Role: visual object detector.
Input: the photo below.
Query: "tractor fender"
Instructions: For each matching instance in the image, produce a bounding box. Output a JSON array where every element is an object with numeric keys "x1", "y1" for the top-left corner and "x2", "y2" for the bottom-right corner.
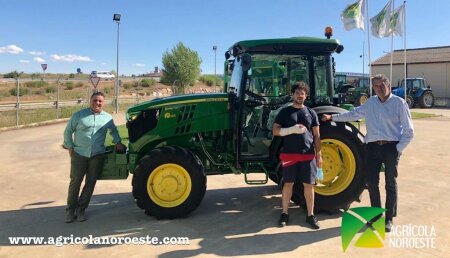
[
  {"x1": 313, "y1": 105, "x2": 365, "y2": 140},
  {"x1": 313, "y1": 105, "x2": 350, "y2": 116}
]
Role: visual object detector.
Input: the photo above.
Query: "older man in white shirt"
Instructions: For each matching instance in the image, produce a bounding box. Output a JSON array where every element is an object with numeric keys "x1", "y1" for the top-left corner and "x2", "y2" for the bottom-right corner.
[{"x1": 322, "y1": 74, "x2": 414, "y2": 232}]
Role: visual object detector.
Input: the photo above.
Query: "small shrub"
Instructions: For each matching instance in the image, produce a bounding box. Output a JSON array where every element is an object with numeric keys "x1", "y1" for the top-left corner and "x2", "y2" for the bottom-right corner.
[
  {"x1": 45, "y1": 86, "x2": 56, "y2": 93},
  {"x1": 123, "y1": 83, "x2": 132, "y2": 90},
  {"x1": 140, "y1": 78, "x2": 155, "y2": 88},
  {"x1": 25, "y1": 81, "x2": 48, "y2": 88},
  {"x1": 3, "y1": 70, "x2": 23, "y2": 78},
  {"x1": 65, "y1": 82, "x2": 74, "y2": 90},
  {"x1": 34, "y1": 89, "x2": 45, "y2": 95},
  {"x1": 104, "y1": 87, "x2": 111, "y2": 94},
  {"x1": 75, "y1": 82, "x2": 84, "y2": 88},
  {"x1": 9, "y1": 88, "x2": 29, "y2": 96},
  {"x1": 69, "y1": 73, "x2": 75, "y2": 78}
]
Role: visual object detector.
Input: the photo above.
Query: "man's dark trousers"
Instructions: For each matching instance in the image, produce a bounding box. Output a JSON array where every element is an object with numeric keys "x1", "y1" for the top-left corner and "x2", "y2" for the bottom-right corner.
[
  {"x1": 67, "y1": 151, "x2": 105, "y2": 212},
  {"x1": 366, "y1": 142, "x2": 400, "y2": 220}
]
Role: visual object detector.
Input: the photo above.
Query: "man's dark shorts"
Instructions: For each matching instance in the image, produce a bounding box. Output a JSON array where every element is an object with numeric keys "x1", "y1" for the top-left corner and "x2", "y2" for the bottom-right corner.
[{"x1": 282, "y1": 159, "x2": 317, "y2": 185}]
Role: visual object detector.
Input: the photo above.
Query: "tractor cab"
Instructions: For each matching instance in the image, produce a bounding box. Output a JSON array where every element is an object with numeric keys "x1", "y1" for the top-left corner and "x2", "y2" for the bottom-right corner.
[{"x1": 224, "y1": 37, "x2": 343, "y2": 166}]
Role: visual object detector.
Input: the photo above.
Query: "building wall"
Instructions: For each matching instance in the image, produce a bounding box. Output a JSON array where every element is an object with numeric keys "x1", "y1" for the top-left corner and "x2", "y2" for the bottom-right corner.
[
  {"x1": 371, "y1": 65, "x2": 404, "y2": 86},
  {"x1": 372, "y1": 62, "x2": 450, "y2": 105}
]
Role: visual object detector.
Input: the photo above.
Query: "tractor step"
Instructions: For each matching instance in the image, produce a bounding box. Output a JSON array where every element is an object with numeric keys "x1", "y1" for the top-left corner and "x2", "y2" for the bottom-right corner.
[
  {"x1": 244, "y1": 173, "x2": 268, "y2": 185},
  {"x1": 243, "y1": 162, "x2": 268, "y2": 185}
]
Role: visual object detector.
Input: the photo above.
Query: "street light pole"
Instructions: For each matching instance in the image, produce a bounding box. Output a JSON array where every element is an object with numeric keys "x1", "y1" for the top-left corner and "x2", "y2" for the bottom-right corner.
[
  {"x1": 113, "y1": 13, "x2": 121, "y2": 114},
  {"x1": 213, "y1": 45, "x2": 217, "y2": 83}
]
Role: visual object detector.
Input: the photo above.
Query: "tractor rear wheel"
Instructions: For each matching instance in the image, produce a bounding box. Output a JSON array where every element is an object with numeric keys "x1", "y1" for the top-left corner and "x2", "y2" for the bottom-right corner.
[
  {"x1": 291, "y1": 123, "x2": 366, "y2": 211},
  {"x1": 356, "y1": 93, "x2": 368, "y2": 106},
  {"x1": 132, "y1": 146, "x2": 206, "y2": 219},
  {"x1": 419, "y1": 91, "x2": 434, "y2": 108}
]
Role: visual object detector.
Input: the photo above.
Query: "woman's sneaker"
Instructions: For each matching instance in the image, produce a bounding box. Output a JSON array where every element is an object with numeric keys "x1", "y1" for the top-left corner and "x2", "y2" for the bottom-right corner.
[
  {"x1": 306, "y1": 215, "x2": 320, "y2": 229},
  {"x1": 278, "y1": 213, "x2": 289, "y2": 227}
]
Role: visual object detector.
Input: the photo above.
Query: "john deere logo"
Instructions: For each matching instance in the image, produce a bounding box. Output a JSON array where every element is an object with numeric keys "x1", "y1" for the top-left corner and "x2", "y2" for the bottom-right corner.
[
  {"x1": 164, "y1": 112, "x2": 176, "y2": 119},
  {"x1": 341, "y1": 207, "x2": 386, "y2": 252}
]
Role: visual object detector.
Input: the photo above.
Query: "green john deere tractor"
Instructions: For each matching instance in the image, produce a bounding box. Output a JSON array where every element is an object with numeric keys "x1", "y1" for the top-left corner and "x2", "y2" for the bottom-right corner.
[
  {"x1": 335, "y1": 74, "x2": 370, "y2": 107},
  {"x1": 99, "y1": 36, "x2": 366, "y2": 219}
]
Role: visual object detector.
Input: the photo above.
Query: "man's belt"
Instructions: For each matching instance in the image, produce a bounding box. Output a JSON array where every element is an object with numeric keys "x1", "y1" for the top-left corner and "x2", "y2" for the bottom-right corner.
[{"x1": 371, "y1": 140, "x2": 397, "y2": 146}]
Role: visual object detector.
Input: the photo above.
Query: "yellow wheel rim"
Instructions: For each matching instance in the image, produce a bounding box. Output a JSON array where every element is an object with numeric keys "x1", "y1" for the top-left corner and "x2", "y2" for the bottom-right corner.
[
  {"x1": 147, "y1": 163, "x2": 192, "y2": 208},
  {"x1": 315, "y1": 139, "x2": 356, "y2": 196},
  {"x1": 360, "y1": 95, "x2": 368, "y2": 104}
]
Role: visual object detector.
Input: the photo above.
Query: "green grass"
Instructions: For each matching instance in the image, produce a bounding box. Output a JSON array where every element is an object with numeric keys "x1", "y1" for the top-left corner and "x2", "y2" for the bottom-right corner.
[
  {"x1": 0, "y1": 106, "x2": 86, "y2": 127},
  {"x1": 410, "y1": 112, "x2": 436, "y2": 119}
]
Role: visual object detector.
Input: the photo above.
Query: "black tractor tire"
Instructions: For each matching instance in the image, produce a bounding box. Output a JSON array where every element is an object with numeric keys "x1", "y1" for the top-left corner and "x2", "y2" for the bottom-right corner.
[
  {"x1": 132, "y1": 146, "x2": 206, "y2": 219},
  {"x1": 356, "y1": 93, "x2": 368, "y2": 106},
  {"x1": 406, "y1": 96, "x2": 414, "y2": 109},
  {"x1": 419, "y1": 91, "x2": 434, "y2": 108},
  {"x1": 291, "y1": 123, "x2": 366, "y2": 211}
]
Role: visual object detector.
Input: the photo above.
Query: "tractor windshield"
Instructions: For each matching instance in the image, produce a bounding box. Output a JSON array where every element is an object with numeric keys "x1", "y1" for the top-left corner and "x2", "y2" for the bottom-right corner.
[{"x1": 243, "y1": 54, "x2": 332, "y2": 106}]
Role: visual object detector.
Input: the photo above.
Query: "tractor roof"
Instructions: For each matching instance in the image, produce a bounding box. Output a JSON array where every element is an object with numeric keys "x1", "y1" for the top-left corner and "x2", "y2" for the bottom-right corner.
[{"x1": 228, "y1": 37, "x2": 343, "y2": 57}]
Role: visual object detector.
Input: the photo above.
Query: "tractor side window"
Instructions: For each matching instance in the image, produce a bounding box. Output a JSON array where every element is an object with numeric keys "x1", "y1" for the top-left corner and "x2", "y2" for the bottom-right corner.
[
  {"x1": 412, "y1": 80, "x2": 421, "y2": 90},
  {"x1": 313, "y1": 56, "x2": 331, "y2": 104}
]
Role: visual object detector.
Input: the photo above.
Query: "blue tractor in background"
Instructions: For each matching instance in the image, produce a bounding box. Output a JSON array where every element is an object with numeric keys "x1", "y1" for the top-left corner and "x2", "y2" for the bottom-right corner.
[{"x1": 392, "y1": 78, "x2": 435, "y2": 108}]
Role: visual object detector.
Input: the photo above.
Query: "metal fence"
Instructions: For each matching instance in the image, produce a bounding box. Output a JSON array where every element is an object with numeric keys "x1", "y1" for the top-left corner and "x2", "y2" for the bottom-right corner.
[
  {"x1": 0, "y1": 78, "x2": 146, "y2": 128},
  {"x1": 0, "y1": 78, "x2": 222, "y2": 128}
]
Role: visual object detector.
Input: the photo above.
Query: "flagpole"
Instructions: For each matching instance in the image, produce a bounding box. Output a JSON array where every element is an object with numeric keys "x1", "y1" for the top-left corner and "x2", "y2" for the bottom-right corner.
[
  {"x1": 389, "y1": 0, "x2": 395, "y2": 84},
  {"x1": 403, "y1": 1, "x2": 407, "y2": 100},
  {"x1": 366, "y1": 0, "x2": 373, "y2": 95}
]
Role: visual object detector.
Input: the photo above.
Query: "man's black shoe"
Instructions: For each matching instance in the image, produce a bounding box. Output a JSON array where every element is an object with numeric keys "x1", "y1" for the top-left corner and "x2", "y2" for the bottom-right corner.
[
  {"x1": 385, "y1": 219, "x2": 393, "y2": 232},
  {"x1": 278, "y1": 213, "x2": 289, "y2": 227},
  {"x1": 306, "y1": 215, "x2": 320, "y2": 229}
]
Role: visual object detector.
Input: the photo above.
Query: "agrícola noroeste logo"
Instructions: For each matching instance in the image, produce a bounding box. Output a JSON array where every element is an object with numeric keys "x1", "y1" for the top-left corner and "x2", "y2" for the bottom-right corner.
[{"x1": 341, "y1": 207, "x2": 386, "y2": 252}]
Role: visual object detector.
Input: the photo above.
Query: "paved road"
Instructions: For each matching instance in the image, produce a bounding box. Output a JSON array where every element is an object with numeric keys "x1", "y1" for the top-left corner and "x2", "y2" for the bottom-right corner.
[{"x1": 0, "y1": 110, "x2": 449, "y2": 257}]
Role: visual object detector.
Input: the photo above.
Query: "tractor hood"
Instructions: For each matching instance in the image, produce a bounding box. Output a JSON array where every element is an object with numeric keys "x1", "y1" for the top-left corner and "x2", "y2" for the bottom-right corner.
[{"x1": 127, "y1": 93, "x2": 229, "y2": 116}]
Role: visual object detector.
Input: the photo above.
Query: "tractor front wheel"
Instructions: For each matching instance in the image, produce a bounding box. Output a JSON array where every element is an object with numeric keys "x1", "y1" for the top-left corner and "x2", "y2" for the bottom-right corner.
[
  {"x1": 132, "y1": 146, "x2": 206, "y2": 219},
  {"x1": 406, "y1": 96, "x2": 414, "y2": 109}
]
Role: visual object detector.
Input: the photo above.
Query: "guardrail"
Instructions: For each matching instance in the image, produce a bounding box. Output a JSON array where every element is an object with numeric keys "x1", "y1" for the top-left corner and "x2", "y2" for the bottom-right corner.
[{"x1": 0, "y1": 98, "x2": 141, "y2": 112}]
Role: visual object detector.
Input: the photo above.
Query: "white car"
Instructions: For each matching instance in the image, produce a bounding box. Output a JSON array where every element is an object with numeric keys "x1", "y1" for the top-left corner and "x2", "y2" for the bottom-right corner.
[{"x1": 91, "y1": 71, "x2": 116, "y2": 80}]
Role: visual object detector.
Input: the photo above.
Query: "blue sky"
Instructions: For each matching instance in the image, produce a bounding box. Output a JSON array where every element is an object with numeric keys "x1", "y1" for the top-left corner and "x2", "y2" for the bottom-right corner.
[{"x1": 0, "y1": 0, "x2": 447, "y2": 76}]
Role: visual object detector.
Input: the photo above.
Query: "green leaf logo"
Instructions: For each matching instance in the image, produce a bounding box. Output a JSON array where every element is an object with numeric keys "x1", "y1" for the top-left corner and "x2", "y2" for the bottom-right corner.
[
  {"x1": 343, "y1": 2, "x2": 360, "y2": 19},
  {"x1": 341, "y1": 207, "x2": 386, "y2": 252},
  {"x1": 390, "y1": 11, "x2": 400, "y2": 29}
]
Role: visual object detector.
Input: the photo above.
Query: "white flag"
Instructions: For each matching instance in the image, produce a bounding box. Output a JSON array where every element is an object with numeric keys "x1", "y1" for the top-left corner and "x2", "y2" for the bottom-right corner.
[
  {"x1": 388, "y1": 4, "x2": 405, "y2": 37},
  {"x1": 341, "y1": 0, "x2": 365, "y2": 31},
  {"x1": 370, "y1": 0, "x2": 393, "y2": 38}
]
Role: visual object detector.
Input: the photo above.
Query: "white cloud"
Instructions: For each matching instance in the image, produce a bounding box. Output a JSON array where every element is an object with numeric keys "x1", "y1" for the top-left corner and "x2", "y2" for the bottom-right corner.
[
  {"x1": 19, "y1": 60, "x2": 30, "y2": 63},
  {"x1": 34, "y1": 57, "x2": 46, "y2": 63},
  {"x1": 0, "y1": 44, "x2": 24, "y2": 54},
  {"x1": 135, "y1": 63, "x2": 146, "y2": 67},
  {"x1": 29, "y1": 51, "x2": 46, "y2": 56},
  {"x1": 50, "y1": 54, "x2": 92, "y2": 62},
  {"x1": 101, "y1": 62, "x2": 107, "y2": 66}
]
